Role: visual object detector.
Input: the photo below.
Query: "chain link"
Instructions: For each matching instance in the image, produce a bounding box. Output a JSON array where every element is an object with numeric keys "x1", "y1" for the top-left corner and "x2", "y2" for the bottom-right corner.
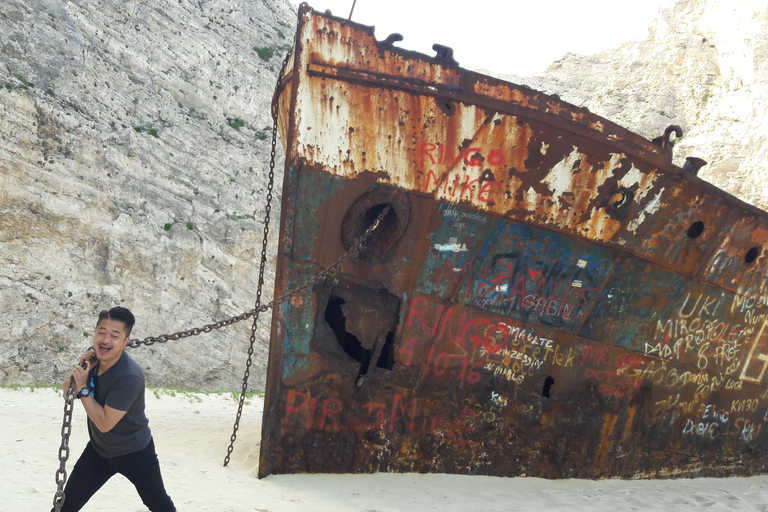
[{"x1": 52, "y1": 378, "x2": 77, "y2": 512}]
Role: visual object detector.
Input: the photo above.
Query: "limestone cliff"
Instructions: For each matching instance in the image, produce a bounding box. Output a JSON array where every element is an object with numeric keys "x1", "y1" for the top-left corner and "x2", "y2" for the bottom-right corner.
[{"x1": 1, "y1": 0, "x2": 296, "y2": 390}]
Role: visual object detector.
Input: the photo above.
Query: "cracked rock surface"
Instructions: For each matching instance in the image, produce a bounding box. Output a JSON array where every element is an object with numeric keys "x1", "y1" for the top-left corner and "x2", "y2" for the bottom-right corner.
[{"x1": 1, "y1": 0, "x2": 296, "y2": 391}]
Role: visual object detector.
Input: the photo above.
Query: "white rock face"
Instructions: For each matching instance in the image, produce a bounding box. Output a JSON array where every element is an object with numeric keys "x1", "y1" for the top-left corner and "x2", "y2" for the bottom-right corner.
[
  {"x1": 1, "y1": 0, "x2": 296, "y2": 391},
  {"x1": 498, "y1": 0, "x2": 768, "y2": 211},
  {"x1": 2, "y1": 0, "x2": 766, "y2": 391}
]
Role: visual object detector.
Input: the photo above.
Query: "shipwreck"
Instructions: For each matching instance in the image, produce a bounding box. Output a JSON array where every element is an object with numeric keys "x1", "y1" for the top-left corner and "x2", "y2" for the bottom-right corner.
[{"x1": 258, "y1": 4, "x2": 768, "y2": 479}]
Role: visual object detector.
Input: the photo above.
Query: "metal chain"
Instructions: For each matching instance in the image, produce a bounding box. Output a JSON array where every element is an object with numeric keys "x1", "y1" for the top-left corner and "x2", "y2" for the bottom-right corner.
[
  {"x1": 52, "y1": 378, "x2": 77, "y2": 512},
  {"x1": 51, "y1": 50, "x2": 298, "y2": 508},
  {"x1": 223, "y1": 48, "x2": 291, "y2": 467}
]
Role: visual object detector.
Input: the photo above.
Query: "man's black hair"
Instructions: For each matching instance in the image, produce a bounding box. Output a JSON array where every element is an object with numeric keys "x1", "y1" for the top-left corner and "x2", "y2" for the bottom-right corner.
[{"x1": 96, "y1": 307, "x2": 136, "y2": 336}]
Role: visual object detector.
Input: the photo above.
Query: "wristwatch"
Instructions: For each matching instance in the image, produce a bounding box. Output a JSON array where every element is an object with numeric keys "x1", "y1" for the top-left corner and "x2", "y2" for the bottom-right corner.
[{"x1": 77, "y1": 387, "x2": 91, "y2": 399}]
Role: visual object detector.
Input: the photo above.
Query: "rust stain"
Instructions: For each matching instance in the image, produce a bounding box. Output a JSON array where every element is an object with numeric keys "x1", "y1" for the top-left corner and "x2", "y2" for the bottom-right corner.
[
  {"x1": 595, "y1": 413, "x2": 619, "y2": 472},
  {"x1": 622, "y1": 405, "x2": 637, "y2": 443}
]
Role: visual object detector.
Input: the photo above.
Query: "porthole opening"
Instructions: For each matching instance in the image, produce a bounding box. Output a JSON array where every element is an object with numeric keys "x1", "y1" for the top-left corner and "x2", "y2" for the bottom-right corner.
[
  {"x1": 340, "y1": 187, "x2": 411, "y2": 263},
  {"x1": 687, "y1": 221, "x2": 705, "y2": 239},
  {"x1": 745, "y1": 246, "x2": 761, "y2": 264}
]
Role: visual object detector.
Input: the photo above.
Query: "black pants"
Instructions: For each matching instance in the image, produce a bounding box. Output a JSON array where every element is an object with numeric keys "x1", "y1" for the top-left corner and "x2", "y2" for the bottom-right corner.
[{"x1": 54, "y1": 438, "x2": 175, "y2": 512}]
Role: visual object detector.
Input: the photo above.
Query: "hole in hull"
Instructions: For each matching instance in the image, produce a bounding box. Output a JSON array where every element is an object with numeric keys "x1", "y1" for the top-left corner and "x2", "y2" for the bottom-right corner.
[
  {"x1": 604, "y1": 187, "x2": 634, "y2": 220},
  {"x1": 324, "y1": 295, "x2": 396, "y2": 379},
  {"x1": 376, "y1": 332, "x2": 396, "y2": 370},
  {"x1": 324, "y1": 296, "x2": 372, "y2": 376},
  {"x1": 542, "y1": 376, "x2": 555, "y2": 398}
]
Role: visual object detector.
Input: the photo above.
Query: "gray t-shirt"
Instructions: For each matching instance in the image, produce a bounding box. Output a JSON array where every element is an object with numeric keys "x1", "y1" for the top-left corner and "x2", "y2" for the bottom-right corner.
[{"x1": 87, "y1": 351, "x2": 152, "y2": 457}]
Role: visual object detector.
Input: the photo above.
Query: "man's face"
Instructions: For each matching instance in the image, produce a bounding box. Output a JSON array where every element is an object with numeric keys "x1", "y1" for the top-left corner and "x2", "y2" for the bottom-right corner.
[{"x1": 92, "y1": 318, "x2": 130, "y2": 366}]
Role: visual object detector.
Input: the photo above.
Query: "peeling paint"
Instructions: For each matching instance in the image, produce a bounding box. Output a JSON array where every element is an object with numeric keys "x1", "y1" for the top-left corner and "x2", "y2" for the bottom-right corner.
[
  {"x1": 542, "y1": 146, "x2": 582, "y2": 200},
  {"x1": 630, "y1": 187, "x2": 666, "y2": 234}
]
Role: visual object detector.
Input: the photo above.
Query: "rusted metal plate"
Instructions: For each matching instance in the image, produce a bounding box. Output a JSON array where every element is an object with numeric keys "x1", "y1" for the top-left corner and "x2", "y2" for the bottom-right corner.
[{"x1": 259, "y1": 5, "x2": 768, "y2": 479}]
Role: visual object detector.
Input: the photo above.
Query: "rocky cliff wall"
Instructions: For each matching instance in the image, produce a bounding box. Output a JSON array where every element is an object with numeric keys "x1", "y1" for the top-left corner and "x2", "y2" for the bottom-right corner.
[{"x1": 1, "y1": 0, "x2": 296, "y2": 391}]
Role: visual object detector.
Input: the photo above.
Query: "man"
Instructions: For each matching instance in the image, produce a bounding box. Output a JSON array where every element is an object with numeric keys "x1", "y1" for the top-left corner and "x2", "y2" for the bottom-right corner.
[{"x1": 54, "y1": 307, "x2": 176, "y2": 512}]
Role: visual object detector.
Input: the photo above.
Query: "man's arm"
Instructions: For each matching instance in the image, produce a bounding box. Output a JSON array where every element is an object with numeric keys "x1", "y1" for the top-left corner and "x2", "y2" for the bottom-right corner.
[{"x1": 68, "y1": 357, "x2": 128, "y2": 433}]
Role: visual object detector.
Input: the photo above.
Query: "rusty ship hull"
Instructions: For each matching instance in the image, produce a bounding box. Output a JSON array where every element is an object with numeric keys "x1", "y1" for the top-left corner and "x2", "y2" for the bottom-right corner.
[{"x1": 259, "y1": 5, "x2": 768, "y2": 479}]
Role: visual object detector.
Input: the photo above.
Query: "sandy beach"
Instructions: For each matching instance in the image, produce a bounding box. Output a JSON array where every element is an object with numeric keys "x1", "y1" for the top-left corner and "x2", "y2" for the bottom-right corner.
[{"x1": 3, "y1": 386, "x2": 768, "y2": 512}]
